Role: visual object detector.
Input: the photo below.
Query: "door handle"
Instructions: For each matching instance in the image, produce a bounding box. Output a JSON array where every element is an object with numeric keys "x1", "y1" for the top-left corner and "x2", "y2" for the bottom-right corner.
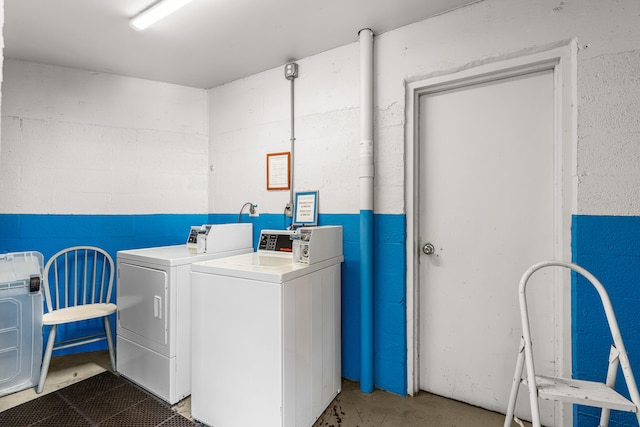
[
  {"x1": 154, "y1": 295, "x2": 162, "y2": 319},
  {"x1": 422, "y1": 243, "x2": 435, "y2": 255}
]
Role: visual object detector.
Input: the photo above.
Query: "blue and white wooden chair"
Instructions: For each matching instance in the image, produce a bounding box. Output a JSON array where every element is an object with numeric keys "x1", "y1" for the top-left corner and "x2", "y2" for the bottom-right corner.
[{"x1": 37, "y1": 246, "x2": 116, "y2": 393}]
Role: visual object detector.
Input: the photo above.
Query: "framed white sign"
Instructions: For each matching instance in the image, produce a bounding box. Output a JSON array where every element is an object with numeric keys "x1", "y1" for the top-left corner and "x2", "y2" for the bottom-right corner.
[
  {"x1": 266, "y1": 152, "x2": 290, "y2": 190},
  {"x1": 294, "y1": 191, "x2": 318, "y2": 226}
]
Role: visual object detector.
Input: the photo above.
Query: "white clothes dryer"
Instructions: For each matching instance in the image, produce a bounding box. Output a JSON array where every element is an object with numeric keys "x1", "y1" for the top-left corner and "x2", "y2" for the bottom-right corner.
[
  {"x1": 190, "y1": 226, "x2": 343, "y2": 427},
  {"x1": 116, "y1": 223, "x2": 253, "y2": 404}
]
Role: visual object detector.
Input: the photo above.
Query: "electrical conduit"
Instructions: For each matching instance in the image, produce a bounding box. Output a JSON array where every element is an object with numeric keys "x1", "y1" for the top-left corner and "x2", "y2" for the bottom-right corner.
[
  {"x1": 289, "y1": 71, "x2": 296, "y2": 216},
  {"x1": 359, "y1": 28, "x2": 374, "y2": 394}
]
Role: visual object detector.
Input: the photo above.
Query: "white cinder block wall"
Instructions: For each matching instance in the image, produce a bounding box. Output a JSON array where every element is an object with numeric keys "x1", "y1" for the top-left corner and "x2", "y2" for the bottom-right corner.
[
  {"x1": 209, "y1": 0, "x2": 640, "y2": 218},
  {"x1": 208, "y1": 43, "x2": 363, "y2": 215},
  {"x1": 578, "y1": 48, "x2": 640, "y2": 215},
  {"x1": 1, "y1": 60, "x2": 209, "y2": 215},
  {"x1": 0, "y1": 0, "x2": 3, "y2": 150}
]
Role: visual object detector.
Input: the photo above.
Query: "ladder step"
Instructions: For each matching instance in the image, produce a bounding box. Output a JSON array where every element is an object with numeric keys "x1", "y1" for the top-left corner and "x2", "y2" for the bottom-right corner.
[{"x1": 535, "y1": 375, "x2": 637, "y2": 412}]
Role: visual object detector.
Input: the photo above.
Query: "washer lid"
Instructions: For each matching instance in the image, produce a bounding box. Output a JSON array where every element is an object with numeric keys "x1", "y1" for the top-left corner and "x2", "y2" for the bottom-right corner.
[
  {"x1": 117, "y1": 245, "x2": 252, "y2": 267},
  {"x1": 191, "y1": 252, "x2": 343, "y2": 283}
]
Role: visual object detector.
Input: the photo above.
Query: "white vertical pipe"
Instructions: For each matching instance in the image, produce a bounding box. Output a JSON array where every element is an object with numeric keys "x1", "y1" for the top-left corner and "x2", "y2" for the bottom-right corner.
[
  {"x1": 360, "y1": 29, "x2": 374, "y2": 209},
  {"x1": 289, "y1": 77, "x2": 295, "y2": 207},
  {"x1": 359, "y1": 27, "x2": 374, "y2": 394}
]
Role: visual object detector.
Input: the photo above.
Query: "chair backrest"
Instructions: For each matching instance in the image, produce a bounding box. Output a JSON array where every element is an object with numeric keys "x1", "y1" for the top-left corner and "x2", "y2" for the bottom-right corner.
[{"x1": 43, "y1": 246, "x2": 115, "y2": 313}]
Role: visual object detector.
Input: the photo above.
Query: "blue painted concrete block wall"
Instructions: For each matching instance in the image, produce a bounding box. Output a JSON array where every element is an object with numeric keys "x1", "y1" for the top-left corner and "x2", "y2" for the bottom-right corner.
[
  {"x1": 0, "y1": 213, "x2": 211, "y2": 357},
  {"x1": 0, "y1": 212, "x2": 407, "y2": 396},
  {"x1": 9, "y1": 211, "x2": 640, "y2": 410},
  {"x1": 572, "y1": 215, "x2": 640, "y2": 427}
]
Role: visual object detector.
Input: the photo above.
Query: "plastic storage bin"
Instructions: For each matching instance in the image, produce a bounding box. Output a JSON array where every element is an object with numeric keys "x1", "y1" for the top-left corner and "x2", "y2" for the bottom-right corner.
[{"x1": 0, "y1": 251, "x2": 43, "y2": 397}]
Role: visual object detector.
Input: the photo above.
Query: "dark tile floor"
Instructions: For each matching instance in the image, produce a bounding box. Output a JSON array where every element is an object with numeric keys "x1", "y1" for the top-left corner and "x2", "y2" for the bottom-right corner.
[{"x1": 0, "y1": 371, "x2": 196, "y2": 427}]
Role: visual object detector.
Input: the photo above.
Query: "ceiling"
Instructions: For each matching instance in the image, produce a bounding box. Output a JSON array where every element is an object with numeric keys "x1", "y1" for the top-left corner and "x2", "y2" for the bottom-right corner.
[{"x1": 4, "y1": 0, "x2": 479, "y2": 89}]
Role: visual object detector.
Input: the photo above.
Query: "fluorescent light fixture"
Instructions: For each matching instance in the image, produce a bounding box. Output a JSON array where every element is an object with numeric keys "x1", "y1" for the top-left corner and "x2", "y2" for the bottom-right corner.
[{"x1": 130, "y1": 0, "x2": 193, "y2": 31}]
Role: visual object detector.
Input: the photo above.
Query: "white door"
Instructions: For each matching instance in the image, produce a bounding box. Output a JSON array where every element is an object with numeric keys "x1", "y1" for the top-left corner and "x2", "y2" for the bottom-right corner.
[
  {"x1": 418, "y1": 69, "x2": 557, "y2": 424},
  {"x1": 117, "y1": 263, "x2": 168, "y2": 347}
]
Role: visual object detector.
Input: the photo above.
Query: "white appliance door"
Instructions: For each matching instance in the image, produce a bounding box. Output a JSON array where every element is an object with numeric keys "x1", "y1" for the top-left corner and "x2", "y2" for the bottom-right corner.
[{"x1": 118, "y1": 263, "x2": 168, "y2": 350}]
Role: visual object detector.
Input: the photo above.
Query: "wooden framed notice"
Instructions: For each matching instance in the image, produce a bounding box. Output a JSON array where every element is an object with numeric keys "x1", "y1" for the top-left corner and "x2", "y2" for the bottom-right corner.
[{"x1": 266, "y1": 152, "x2": 291, "y2": 190}]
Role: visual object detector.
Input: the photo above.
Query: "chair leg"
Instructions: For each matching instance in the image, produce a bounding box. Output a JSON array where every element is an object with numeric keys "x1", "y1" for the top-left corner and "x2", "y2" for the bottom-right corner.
[
  {"x1": 504, "y1": 338, "x2": 526, "y2": 427},
  {"x1": 36, "y1": 325, "x2": 57, "y2": 394},
  {"x1": 103, "y1": 316, "x2": 116, "y2": 371}
]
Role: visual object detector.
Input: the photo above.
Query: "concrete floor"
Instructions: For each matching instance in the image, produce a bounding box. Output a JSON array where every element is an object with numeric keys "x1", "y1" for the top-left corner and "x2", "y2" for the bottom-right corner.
[{"x1": 0, "y1": 350, "x2": 527, "y2": 426}]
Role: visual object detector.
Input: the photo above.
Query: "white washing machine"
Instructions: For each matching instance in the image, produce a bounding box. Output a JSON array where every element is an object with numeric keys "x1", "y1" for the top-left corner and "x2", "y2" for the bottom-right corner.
[
  {"x1": 116, "y1": 223, "x2": 253, "y2": 404},
  {"x1": 190, "y1": 226, "x2": 343, "y2": 427}
]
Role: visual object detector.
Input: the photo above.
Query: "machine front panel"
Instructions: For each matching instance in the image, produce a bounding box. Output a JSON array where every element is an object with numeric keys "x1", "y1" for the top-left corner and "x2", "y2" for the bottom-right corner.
[{"x1": 117, "y1": 263, "x2": 168, "y2": 349}]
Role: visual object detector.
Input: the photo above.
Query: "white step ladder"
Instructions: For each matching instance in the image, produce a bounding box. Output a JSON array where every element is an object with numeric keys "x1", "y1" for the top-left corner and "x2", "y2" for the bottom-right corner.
[{"x1": 504, "y1": 261, "x2": 640, "y2": 427}]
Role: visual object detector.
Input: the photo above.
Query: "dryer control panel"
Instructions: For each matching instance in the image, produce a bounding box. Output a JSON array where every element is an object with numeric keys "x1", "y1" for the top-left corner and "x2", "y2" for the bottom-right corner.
[{"x1": 258, "y1": 230, "x2": 294, "y2": 253}]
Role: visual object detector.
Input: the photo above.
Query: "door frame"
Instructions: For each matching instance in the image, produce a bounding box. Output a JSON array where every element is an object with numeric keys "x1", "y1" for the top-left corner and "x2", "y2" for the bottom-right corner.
[{"x1": 404, "y1": 40, "x2": 577, "y2": 420}]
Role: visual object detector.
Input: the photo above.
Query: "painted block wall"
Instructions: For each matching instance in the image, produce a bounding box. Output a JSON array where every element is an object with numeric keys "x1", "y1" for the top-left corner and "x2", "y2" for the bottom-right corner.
[
  {"x1": 375, "y1": 2, "x2": 638, "y2": 422},
  {"x1": 206, "y1": 0, "x2": 640, "y2": 417},
  {"x1": 1, "y1": 60, "x2": 209, "y2": 215},
  {"x1": 0, "y1": 0, "x2": 3, "y2": 148},
  {"x1": 207, "y1": 44, "x2": 363, "y2": 215},
  {"x1": 0, "y1": 59, "x2": 210, "y2": 354},
  {"x1": 0, "y1": 0, "x2": 639, "y2": 420},
  {"x1": 0, "y1": 213, "x2": 211, "y2": 354},
  {"x1": 573, "y1": 216, "x2": 640, "y2": 426},
  {"x1": 402, "y1": 1, "x2": 640, "y2": 424},
  {"x1": 567, "y1": 1, "x2": 640, "y2": 425},
  {"x1": 402, "y1": 4, "x2": 640, "y2": 423}
]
